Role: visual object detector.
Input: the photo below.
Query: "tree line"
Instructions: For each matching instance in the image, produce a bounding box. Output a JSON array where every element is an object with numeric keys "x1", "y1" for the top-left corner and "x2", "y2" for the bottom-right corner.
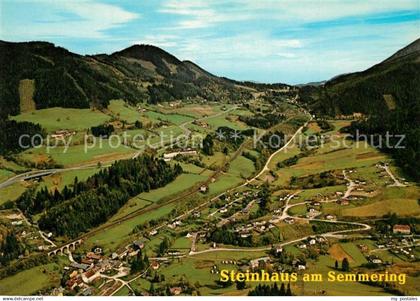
[
  {"x1": 0, "y1": 233, "x2": 24, "y2": 266},
  {"x1": 248, "y1": 283, "x2": 292, "y2": 296},
  {"x1": 239, "y1": 112, "x2": 286, "y2": 129}
]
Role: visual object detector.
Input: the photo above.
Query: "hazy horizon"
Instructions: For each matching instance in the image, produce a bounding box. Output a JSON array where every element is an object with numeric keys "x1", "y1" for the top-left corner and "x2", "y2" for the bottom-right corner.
[{"x1": 1, "y1": 0, "x2": 419, "y2": 84}]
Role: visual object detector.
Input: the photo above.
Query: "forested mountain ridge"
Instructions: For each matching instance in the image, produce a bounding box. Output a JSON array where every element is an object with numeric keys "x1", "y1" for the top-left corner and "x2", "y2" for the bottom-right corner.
[
  {"x1": 298, "y1": 38, "x2": 420, "y2": 180},
  {"x1": 0, "y1": 41, "x2": 288, "y2": 119},
  {"x1": 299, "y1": 38, "x2": 420, "y2": 115}
]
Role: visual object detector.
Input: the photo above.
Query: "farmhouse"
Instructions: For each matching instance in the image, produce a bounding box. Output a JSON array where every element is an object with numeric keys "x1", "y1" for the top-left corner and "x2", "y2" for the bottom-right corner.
[
  {"x1": 169, "y1": 287, "x2": 182, "y2": 295},
  {"x1": 250, "y1": 257, "x2": 271, "y2": 269},
  {"x1": 151, "y1": 261, "x2": 160, "y2": 270},
  {"x1": 163, "y1": 150, "x2": 197, "y2": 161},
  {"x1": 51, "y1": 130, "x2": 76, "y2": 139},
  {"x1": 393, "y1": 224, "x2": 411, "y2": 235},
  {"x1": 86, "y1": 252, "x2": 102, "y2": 262},
  {"x1": 133, "y1": 239, "x2": 145, "y2": 250}
]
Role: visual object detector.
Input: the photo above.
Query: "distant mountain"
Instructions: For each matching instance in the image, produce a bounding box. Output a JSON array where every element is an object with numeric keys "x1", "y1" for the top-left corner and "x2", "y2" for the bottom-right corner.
[
  {"x1": 296, "y1": 80, "x2": 326, "y2": 87},
  {"x1": 0, "y1": 41, "x2": 276, "y2": 119}
]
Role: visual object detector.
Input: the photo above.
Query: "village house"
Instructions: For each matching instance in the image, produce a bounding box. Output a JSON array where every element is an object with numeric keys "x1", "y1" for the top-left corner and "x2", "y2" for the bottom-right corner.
[
  {"x1": 71, "y1": 262, "x2": 91, "y2": 271},
  {"x1": 250, "y1": 257, "x2": 271, "y2": 269},
  {"x1": 51, "y1": 130, "x2": 76, "y2": 139},
  {"x1": 393, "y1": 224, "x2": 411, "y2": 235},
  {"x1": 169, "y1": 287, "x2": 183, "y2": 296},
  {"x1": 82, "y1": 268, "x2": 99, "y2": 283},
  {"x1": 81, "y1": 258, "x2": 95, "y2": 265},
  {"x1": 358, "y1": 244, "x2": 369, "y2": 253},
  {"x1": 284, "y1": 217, "x2": 295, "y2": 224},
  {"x1": 151, "y1": 261, "x2": 160, "y2": 270},
  {"x1": 325, "y1": 214, "x2": 336, "y2": 220},
  {"x1": 339, "y1": 199, "x2": 349, "y2": 206},
  {"x1": 193, "y1": 120, "x2": 209, "y2": 128},
  {"x1": 86, "y1": 252, "x2": 102, "y2": 262},
  {"x1": 133, "y1": 239, "x2": 145, "y2": 250}
]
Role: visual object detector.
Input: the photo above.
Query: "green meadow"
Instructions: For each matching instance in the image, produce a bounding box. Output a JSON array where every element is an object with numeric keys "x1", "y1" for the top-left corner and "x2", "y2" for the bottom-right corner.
[{"x1": 11, "y1": 107, "x2": 110, "y2": 132}]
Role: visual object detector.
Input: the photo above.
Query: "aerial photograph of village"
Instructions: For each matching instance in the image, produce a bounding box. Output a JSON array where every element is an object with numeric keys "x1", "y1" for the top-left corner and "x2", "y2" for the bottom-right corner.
[{"x1": 0, "y1": 0, "x2": 419, "y2": 299}]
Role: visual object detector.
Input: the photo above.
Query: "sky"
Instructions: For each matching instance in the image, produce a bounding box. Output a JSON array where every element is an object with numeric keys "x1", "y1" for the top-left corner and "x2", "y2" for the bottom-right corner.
[{"x1": 1, "y1": 0, "x2": 419, "y2": 84}]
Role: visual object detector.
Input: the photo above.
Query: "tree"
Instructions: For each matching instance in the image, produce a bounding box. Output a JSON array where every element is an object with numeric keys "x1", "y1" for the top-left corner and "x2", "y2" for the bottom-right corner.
[
  {"x1": 158, "y1": 237, "x2": 170, "y2": 256},
  {"x1": 202, "y1": 134, "x2": 214, "y2": 155},
  {"x1": 135, "y1": 120, "x2": 143, "y2": 129},
  {"x1": 342, "y1": 257, "x2": 350, "y2": 272},
  {"x1": 236, "y1": 280, "x2": 246, "y2": 290},
  {"x1": 130, "y1": 252, "x2": 145, "y2": 273},
  {"x1": 286, "y1": 283, "x2": 292, "y2": 296},
  {"x1": 279, "y1": 283, "x2": 285, "y2": 295}
]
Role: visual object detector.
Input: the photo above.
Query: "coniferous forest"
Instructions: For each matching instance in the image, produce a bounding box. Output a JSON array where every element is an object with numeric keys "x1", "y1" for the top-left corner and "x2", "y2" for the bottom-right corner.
[
  {"x1": 0, "y1": 119, "x2": 45, "y2": 155},
  {"x1": 16, "y1": 155, "x2": 182, "y2": 237}
]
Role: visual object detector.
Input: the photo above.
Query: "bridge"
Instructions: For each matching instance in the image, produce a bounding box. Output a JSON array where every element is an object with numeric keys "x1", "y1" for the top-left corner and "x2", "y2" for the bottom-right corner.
[{"x1": 47, "y1": 239, "x2": 83, "y2": 256}]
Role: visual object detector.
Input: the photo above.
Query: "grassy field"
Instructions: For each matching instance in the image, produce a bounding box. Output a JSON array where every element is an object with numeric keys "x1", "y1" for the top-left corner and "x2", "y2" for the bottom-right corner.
[
  {"x1": 0, "y1": 168, "x2": 14, "y2": 182},
  {"x1": 176, "y1": 162, "x2": 206, "y2": 174},
  {"x1": 272, "y1": 121, "x2": 389, "y2": 187},
  {"x1": 168, "y1": 103, "x2": 227, "y2": 118},
  {"x1": 110, "y1": 197, "x2": 152, "y2": 221},
  {"x1": 109, "y1": 172, "x2": 208, "y2": 223},
  {"x1": 208, "y1": 173, "x2": 243, "y2": 195},
  {"x1": 144, "y1": 110, "x2": 194, "y2": 125},
  {"x1": 291, "y1": 185, "x2": 347, "y2": 204},
  {"x1": 342, "y1": 197, "x2": 420, "y2": 217},
  {"x1": 139, "y1": 173, "x2": 207, "y2": 202},
  {"x1": 172, "y1": 236, "x2": 192, "y2": 249},
  {"x1": 228, "y1": 155, "x2": 255, "y2": 178},
  {"x1": 0, "y1": 157, "x2": 27, "y2": 172},
  {"x1": 304, "y1": 121, "x2": 322, "y2": 135},
  {"x1": 339, "y1": 242, "x2": 368, "y2": 265},
  {"x1": 0, "y1": 182, "x2": 28, "y2": 205},
  {"x1": 277, "y1": 223, "x2": 313, "y2": 241},
  {"x1": 39, "y1": 167, "x2": 100, "y2": 191},
  {"x1": 20, "y1": 141, "x2": 136, "y2": 167},
  {"x1": 303, "y1": 256, "x2": 392, "y2": 296},
  {"x1": 108, "y1": 99, "x2": 150, "y2": 124},
  {"x1": 11, "y1": 107, "x2": 110, "y2": 132},
  {"x1": 288, "y1": 204, "x2": 307, "y2": 216},
  {"x1": 205, "y1": 115, "x2": 247, "y2": 130},
  {"x1": 113, "y1": 285, "x2": 130, "y2": 296},
  {"x1": 86, "y1": 202, "x2": 176, "y2": 251},
  {"x1": 0, "y1": 263, "x2": 61, "y2": 295},
  {"x1": 201, "y1": 152, "x2": 226, "y2": 169}
]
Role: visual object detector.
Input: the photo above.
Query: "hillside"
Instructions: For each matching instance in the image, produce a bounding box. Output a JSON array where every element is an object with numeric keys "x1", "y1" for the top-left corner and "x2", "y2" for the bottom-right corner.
[
  {"x1": 0, "y1": 41, "x2": 258, "y2": 119},
  {"x1": 301, "y1": 39, "x2": 420, "y2": 115},
  {"x1": 299, "y1": 39, "x2": 420, "y2": 180}
]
